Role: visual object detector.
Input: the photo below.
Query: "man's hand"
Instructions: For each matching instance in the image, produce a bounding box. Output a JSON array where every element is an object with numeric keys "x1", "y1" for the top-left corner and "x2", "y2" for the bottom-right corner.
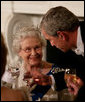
[{"x1": 66, "y1": 76, "x2": 84, "y2": 95}]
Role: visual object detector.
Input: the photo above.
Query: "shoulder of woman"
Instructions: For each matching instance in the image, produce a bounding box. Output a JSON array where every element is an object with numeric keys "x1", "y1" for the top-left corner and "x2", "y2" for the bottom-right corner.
[{"x1": 43, "y1": 61, "x2": 52, "y2": 68}]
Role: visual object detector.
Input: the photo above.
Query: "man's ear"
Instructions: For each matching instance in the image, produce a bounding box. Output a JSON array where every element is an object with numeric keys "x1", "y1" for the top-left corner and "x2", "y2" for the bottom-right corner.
[{"x1": 57, "y1": 31, "x2": 65, "y2": 40}]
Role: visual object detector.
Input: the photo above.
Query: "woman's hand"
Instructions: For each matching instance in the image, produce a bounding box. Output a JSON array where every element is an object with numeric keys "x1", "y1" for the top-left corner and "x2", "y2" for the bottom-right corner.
[
  {"x1": 34, "y1": 74, "x2": 52, "y2": 86},
  {"x1": 31, "y1": 70, "x2": 52, "y2": 86},
  {"x1": 23, "y1": 70, "x2": 52, "y2": 86}
]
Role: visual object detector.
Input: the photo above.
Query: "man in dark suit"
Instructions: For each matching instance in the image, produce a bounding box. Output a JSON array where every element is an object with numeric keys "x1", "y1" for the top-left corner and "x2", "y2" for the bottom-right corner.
[{"x1": 40, "y1": 6, "x2": 84, "y2": 101}]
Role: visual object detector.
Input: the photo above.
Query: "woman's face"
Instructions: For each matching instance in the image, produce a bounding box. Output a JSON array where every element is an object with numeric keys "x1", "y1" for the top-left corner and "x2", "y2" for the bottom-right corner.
[{"x1": 19, "y1": 37, "x2": 43, "y2": 66}]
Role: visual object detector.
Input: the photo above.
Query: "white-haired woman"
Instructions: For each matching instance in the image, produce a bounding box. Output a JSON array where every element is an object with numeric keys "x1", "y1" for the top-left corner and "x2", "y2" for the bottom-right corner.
[{"x1": 12, "y1": 27, "x2": 58, "y2": 101}]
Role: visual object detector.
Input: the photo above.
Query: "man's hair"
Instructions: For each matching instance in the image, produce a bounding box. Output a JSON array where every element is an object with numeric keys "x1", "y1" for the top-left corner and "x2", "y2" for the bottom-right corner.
[
  {"x1": 1, "y1": 34, "x2": 7, "y2": 78},
  {"x1": 40, "y1": 6, "x2": 79, "y2": 36}
]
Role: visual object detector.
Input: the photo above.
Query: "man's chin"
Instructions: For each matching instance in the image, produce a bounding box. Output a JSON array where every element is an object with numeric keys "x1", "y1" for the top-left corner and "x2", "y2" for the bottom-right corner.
[{"x1": 60, "y1": 48, "x2": 68, "y2": 53}]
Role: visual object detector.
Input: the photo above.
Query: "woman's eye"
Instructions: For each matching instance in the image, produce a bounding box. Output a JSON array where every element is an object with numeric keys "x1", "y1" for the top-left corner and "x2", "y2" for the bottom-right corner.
[
  {"x1": 25, "y1": 48, "x2": 31, "y2": 52},
  {"x1": 35, "y1": 46, "x2": 41, "y2": 49}
]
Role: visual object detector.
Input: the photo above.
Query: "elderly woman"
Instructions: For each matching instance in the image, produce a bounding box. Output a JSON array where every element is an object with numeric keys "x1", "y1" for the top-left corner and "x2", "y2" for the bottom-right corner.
[{"x1": 12, "y1": 27, "x2": 58, "y2": 101}]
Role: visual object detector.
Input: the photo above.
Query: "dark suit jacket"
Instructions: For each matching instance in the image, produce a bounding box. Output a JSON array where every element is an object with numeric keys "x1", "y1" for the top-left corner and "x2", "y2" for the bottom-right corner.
[
  {"x1": 74, "y1": 85, "x2": 85, "y2": 101},
  {"x1": 46, "y1": 21, "x2": 84, "y2": 91}
]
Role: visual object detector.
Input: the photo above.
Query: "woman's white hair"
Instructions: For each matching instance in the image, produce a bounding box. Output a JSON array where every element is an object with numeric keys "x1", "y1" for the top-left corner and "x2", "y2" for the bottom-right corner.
[{"x1": 13, "y1": 26, "x2": 47, "y2": 54}]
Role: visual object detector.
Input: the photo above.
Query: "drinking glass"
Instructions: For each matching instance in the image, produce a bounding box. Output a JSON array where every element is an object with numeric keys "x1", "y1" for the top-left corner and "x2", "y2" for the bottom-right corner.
[
  {"x1": 64, "y1": 68, "x2": 76, "y2": 84},
  {"x1": 63, "y1": 68, "x2": 76, "y2": 101},
  {"x1": 7, "y1": 61, "x2": 20, "y2": 88},
  {"x1": 51, "y1": 67, "x2": 76, "y2": 101}
]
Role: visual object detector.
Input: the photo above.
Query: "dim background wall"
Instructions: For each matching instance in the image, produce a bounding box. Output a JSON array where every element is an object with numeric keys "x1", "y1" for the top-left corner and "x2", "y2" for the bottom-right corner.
[{"x1": 1, "y1": 1, "x2": 84, "y2": 35}]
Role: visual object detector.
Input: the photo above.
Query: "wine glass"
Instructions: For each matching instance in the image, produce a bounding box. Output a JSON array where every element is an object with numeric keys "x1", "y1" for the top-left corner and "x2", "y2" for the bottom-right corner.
[
  {"x1": 7, "y1": 61, "x2": 20, "y2": 88},
  {"x1": 63, "y1": 68, "x2": 76, "y2": 101},
  {"x1": 64, "y1": 68, "x2": 77, "y2": 84},
  {"x1": 23, "y1": 72, "x2": 34, "y2": 87}
]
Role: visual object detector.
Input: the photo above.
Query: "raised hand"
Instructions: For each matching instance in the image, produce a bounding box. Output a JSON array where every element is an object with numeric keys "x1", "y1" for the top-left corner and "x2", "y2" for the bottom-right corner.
[
  {"x1": 31, "y1": 70, "x2": 52, "y2": 86},
  {"x1": 66, "y1": 76, "x2": 84, "y2": 95}
]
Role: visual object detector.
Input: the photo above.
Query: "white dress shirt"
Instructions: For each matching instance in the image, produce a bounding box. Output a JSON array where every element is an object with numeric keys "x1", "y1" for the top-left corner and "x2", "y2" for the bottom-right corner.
[{"x1": 73, "y1": 26, "x2": 84, "y2": 57}]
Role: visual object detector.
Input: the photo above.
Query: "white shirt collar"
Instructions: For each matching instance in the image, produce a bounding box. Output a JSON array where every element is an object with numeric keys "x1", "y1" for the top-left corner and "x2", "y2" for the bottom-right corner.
[{"x1": 73, "y1": 26, "x2": 84, "y2": 56}]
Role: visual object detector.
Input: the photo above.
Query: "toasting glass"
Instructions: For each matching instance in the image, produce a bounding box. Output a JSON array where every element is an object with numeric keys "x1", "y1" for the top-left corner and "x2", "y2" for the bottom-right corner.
[
  {"x1": 63, "y1": 68, "x2": 76, "y2": 101},
  {"x1": 51, "y1": 67, "x2": 76, "y2": 101},
  {"x1": 64, "y1": 68, "x2": 77, "y2": 84},
  {"x1": 7, "y1": 61, "x2": 20, "y2": 88}
]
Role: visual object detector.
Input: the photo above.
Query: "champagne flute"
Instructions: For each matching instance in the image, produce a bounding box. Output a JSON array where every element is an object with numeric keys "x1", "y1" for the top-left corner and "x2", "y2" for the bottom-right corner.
[
  {"x1": 50, "y1": 66, "x2": 77, "y2": 101},
  {"x1": 64, "y1": 68, "x2": 77, "y2": 84},
  {"x1": 63, "y1": 68, "x2": 76, "y2": 101}
]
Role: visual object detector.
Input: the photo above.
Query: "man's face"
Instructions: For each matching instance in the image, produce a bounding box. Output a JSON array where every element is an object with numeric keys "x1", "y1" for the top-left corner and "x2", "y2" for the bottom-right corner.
[{"x1": 42, "y1": 28, "x2": 71, "y2": 52}]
